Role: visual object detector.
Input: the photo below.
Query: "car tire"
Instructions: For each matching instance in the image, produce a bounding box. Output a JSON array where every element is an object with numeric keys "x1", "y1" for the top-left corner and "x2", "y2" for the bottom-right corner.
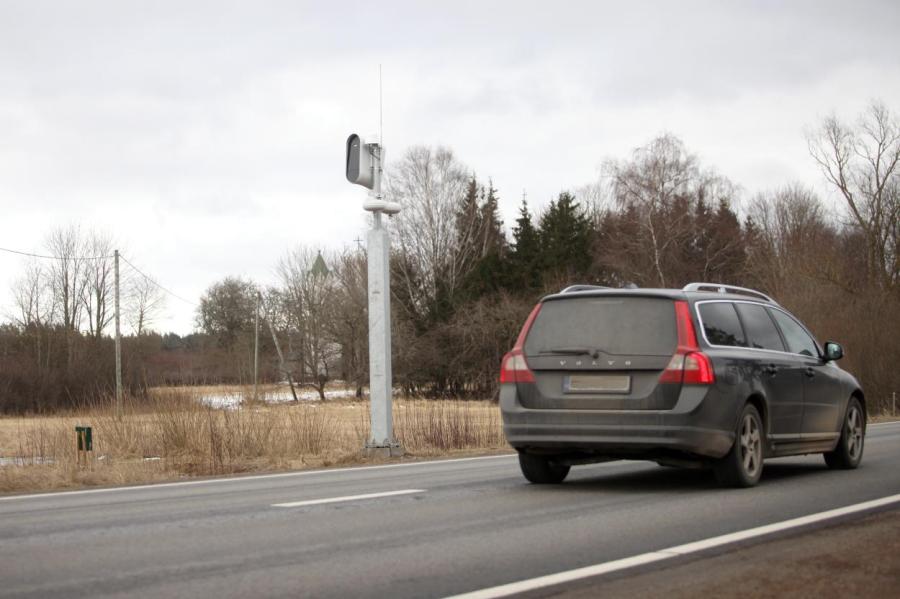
[
  {"x1": 824, "y1": 396, "x2": 865, "y2": 470},
  {"x1": 518, "y1": 452, "x2": 570, "y2": 484},
  {"x1": 714, "y1": 403, "x2": 764, "y2": 488}
]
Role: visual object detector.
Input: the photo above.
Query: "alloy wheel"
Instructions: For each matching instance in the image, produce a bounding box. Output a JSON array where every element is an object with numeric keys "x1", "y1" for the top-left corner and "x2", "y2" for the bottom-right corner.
[
  {"x1": 845, "y1": 405, "x2": 864, "y2": 461},
  {"x1": 740, "y1": 413, "x2": 762, "y2": 478}
]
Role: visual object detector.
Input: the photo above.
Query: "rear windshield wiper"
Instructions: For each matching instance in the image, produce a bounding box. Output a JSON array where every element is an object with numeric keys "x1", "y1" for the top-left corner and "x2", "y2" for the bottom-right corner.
[{"x1": 540, "y1": 346, "x2": 601, "y2": 358}]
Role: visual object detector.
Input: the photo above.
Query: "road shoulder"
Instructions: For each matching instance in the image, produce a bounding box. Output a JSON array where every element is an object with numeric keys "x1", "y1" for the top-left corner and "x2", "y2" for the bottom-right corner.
[{"x1": 554, "y1": 508, "x2": 900, "y2": 599}]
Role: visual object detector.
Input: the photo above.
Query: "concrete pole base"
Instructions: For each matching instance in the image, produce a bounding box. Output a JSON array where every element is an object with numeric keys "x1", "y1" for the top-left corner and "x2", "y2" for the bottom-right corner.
[{"x1": 364, "y1": 443, "x2": 405, "y2": 458}]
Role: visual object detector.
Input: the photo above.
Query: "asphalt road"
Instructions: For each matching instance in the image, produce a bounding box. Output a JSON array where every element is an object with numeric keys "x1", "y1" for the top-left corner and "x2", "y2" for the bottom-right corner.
[{"x1": 1, "y1": 421, "x2": 899, "y2": 599}]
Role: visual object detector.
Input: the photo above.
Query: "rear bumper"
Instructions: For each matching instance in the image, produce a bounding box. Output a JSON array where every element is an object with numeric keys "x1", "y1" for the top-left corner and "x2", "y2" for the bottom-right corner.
[{"x1": 500, "y1": 384, "x2": 737, "y2": 460}]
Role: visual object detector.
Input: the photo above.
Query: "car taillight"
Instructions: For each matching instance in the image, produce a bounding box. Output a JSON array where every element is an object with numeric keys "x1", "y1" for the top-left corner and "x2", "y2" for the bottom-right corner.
[
  {"x1": 500, "y1": 349, "x2": 535, "y2": 384},
  {"x1": 659, "y1": 300, "x2": 715, "y2": 385},
  {"x1": 499, "y1": 303, "x2": 542, "y2": 384}
]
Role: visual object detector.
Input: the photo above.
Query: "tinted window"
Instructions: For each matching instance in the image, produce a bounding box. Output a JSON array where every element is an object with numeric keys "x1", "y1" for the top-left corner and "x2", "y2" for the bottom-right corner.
[
  {"x1": 524, "y1": 297, "x2": 676, "y2": 356},
  {"x1": 698, "y1": 302, "x2": 747, "y2": 347},
  {"x1": 734, "y1": 303, "x2": 785, "y2": 352},
  {"x1": 769, "y1": 309, "x2": 819, "y2": 357}
]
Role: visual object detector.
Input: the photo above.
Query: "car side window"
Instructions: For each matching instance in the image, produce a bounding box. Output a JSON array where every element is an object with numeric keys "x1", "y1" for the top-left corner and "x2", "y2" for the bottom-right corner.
[
  {"x1": 734, "y1": 303, "x2": 786, "y2": 352},
  {"x1": 698, "y1": 302, "x2": 747, "y2": 347},
  {"x1": 769, "y1": 309, "x2": 819, "y2": 358}
]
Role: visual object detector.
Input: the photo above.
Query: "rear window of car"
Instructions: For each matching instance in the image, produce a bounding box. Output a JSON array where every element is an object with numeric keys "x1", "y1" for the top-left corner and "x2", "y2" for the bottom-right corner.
[
  {"x1": 524, "y1": 296, "x2": 677, "y2": 357},
  {"x1": 698, "y1": 302, "x2": 747, "y2": 347},
  {"x1": 734, "y1": 303, "x2": 786, "y2": 352}
]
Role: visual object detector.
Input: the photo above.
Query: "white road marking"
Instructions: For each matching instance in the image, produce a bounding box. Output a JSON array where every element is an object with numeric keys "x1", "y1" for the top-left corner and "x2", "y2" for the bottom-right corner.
[
  {"x1": 272, "y1": 488, "x2": 426, "y2": 508},
  {"x1": 0, "y1": 454, "x2": 515, "y2": 502},
  {"x1": 870, "y1": 420, "x2": 900, "y2": 428},
  {"x1": 445, "y1": 493, "x2": 900, "y2": 599}
]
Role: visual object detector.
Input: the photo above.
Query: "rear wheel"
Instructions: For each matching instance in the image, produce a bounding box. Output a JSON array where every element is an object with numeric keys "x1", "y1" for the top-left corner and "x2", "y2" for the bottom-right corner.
[
  {"x1": 824, "y1": 397, "x2": 865, "y2": 469},
  {"x1": 518, "y1": 453, "x2": 570, "y2": 484},
  {"x1": 714, "y1": 404, "x2": 764, "y2": 487}
]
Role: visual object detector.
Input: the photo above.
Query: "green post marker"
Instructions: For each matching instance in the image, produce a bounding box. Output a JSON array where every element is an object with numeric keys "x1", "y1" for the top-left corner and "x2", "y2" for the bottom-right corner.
[{"x1": 75, "y1": 426, "x2": 93, "y2": 452}]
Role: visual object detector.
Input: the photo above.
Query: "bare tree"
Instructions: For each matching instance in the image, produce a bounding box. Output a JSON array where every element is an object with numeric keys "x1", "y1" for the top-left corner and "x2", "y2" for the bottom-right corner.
[
  {"x1": 80, "y1": 231, "x2": 116, "y2": 338},
  {"x1": 330, "y1": 247, "x2": 368, "y2": 397},
  {"x1": 602, "y1": 134, "x2": 738, "y2": 287},
  {"x1": 11, "y1": 260, "x2": 54, "y2": 328},
  {"x1": 196, "y1": 276, "x2": 260, "y2": 382},
  {"x1": 9, "y1": 260, "x2": 56, "y2": 374},
  {"x1": 575, "y1": 179, "x2": 615, "y2": 228},
  {"x1": 45, "y1": 225, "x2": 89, "y2": 333},
  {"x1": 808, "y1": 101, "x2": 900, "y2": 289},
  {"x1": 276, "y1": 247, "x2": 340, "y2": 401},
  {"x1": 197, "y1": 277, "x2": 258, "y2": 350},
  {"x1": 45, "y1": 225, "x2": 90, "y2": 368},
  {"x1": 126, "y1": 273, "x2": 166, "y2": 336},
  {"x1": 387, "y1": 146, "x2": 472, "y2": 318},
  {"x1": 745, "y1": 185, "x2": 832, "y2": 296}
]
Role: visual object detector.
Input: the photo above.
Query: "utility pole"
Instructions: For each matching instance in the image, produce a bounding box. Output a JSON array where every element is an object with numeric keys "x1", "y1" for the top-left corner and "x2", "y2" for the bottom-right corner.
[
  {"x1": 114, "y1": 249, "x2": 122, "y2": 420},
  {"x1": 265, "y1": 315, "x2": 299, "y2": 402},
  {"x1": 346, "y1": 132, "x2": 403, "y2": 457},
  {"x1": 253, "y1": 291, "x2": 260, "y2": 402}
]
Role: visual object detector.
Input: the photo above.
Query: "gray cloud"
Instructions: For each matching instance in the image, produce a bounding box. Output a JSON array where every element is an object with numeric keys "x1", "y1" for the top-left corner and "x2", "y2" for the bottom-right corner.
[{"x1": 1, "y1": 0, "x2": 898, "y2": 332}]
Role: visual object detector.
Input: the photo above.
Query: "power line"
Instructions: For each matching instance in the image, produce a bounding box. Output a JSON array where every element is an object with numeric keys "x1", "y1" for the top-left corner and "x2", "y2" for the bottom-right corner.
[
  {"x1": 119, "y1": 255, "x2": 198, "y2": 306},
  {"x1": 1, "y1": 244, "x2": 197, "y2": 307},
  {"x1": 0, "y1": 246, "x2": 115, "y2": 261}
]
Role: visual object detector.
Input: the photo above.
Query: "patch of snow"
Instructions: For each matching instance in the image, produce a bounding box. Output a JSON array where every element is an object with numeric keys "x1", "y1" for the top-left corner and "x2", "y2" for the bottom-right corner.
[{"x1": 198, "y1": 388, "x2": 358, "y2": 409}]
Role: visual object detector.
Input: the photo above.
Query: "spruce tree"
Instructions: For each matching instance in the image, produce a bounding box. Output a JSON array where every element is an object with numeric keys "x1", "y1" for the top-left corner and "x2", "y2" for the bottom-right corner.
[
  {"x1": 479, "y1": 181, "x2": 506, "y2": 257},
  {"x1": 538, "y1": 191, "x2": 592, "y2": 280},
  {"x1": 511, "y1": 198, "x2": 542, "y2": 291},
  {"x1": 457, "y1": 181, "x2": 510, "y2": 298}
]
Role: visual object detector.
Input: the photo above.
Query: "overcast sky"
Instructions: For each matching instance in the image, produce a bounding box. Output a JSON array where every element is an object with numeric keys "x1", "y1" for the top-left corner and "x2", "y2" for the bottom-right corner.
[{"x1": 1, "y1": 0, "x2": 898, "y2": 334}]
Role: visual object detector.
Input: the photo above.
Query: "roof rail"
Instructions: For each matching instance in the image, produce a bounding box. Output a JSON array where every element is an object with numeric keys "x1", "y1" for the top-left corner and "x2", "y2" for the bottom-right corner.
[
  {"x1": 682, "y1": 282, "x2": 777, "y2": 304},
  {"x1": 559, "y1": 285, "x2": 610, "y2": 294}
]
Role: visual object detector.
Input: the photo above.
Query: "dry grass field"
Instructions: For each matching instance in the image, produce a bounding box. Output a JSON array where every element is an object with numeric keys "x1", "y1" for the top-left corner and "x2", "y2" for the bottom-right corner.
[
  {"x1": 3, "y1": 384, "x2": 896, "y2": 496},
  {"x1": 0, "y1": 385, "x2": 507, "y2": 495}
]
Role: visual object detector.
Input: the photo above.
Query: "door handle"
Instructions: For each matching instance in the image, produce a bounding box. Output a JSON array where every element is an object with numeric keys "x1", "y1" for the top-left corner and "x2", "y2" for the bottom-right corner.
[
  {"x1": 804, "y1": 367, "x2": 815, "y2": 378},
  {"x1": 764, "y1": 364, "x2": 778, "y2": 376}
]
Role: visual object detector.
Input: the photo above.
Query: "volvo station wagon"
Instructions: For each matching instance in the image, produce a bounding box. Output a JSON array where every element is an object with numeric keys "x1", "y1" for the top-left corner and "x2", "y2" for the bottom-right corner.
[{"x1": 499, "y1": 283, "x2": 866, "y2": 487}]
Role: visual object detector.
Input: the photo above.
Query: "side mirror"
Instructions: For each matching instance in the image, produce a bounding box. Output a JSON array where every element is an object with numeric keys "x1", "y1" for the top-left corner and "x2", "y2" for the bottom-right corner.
[{"x1": 824, "y1": 341, "x2": 843, "y2": 362}]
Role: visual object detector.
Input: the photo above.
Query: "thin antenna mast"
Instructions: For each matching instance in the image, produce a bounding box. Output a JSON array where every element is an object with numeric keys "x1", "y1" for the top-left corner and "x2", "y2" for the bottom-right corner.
[{"x1": 379, "y1": 64, "x2": 383, "y2": 146}]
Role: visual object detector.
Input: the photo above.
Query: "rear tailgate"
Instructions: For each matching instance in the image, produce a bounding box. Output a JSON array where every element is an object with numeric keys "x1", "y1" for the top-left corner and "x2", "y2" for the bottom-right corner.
[{"x1": 520, "y1": 296, "x2": 679, "y2": 410}]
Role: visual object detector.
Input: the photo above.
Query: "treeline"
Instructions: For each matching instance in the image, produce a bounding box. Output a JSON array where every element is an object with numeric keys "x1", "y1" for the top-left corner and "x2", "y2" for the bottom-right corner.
[
  {"x1": 1, "y1": 103, "x2": 897, "y2": 413},
  {"x1": 380, "y1": 109, "x2": 898, "y2": 411},
  {"x1": 0, "y1": 227, "x2": 172, "y2": 412},
  {"x1": 0, "y1": 327, "x2": 269, "y2": 412}
]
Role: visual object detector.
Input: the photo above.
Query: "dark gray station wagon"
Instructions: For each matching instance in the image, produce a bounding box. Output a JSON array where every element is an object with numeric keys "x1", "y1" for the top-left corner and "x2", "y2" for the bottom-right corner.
[{"x1": 500, "y1": 283, "x2": 866, "y2": 487}]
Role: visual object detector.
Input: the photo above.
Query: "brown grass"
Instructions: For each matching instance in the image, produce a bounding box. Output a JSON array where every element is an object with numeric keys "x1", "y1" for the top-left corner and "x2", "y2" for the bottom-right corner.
[{"x1": 0, "y1": 388, "x2": 507, "y2": 495}]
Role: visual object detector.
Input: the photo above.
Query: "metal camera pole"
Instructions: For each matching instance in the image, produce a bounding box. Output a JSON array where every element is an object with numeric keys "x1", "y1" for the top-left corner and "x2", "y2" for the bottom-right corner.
[{"x1": 346, "y1": 134, "x2": 403, "y2": 457}]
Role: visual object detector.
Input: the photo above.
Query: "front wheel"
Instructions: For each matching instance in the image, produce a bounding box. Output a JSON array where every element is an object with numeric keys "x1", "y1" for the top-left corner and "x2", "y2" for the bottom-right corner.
[
  {"x1": 824, "y1": 397, "x2": 865, "y2": 469},
  {"x1": 714, "y1": 404, "x2": 764, "y2": 488},
  {"x1": 518, "y1": 453, "x2": 570, "y2": 484}
]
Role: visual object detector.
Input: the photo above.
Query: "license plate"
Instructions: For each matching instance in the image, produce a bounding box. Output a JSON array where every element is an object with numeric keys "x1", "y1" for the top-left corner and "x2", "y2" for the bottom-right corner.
[{"x1": 566, "y1": 374, "x2": 631, "y2": 394}]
